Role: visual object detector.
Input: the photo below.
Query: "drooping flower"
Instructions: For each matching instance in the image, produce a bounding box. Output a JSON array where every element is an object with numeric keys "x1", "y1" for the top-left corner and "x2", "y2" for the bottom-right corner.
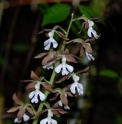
[
  {"x1": 43, "y1": 61, "x2": 55, "y2": 70},
  {"x1": 70, "y1": 74, "x2": 83, "y2": 95},
  {"x1": 14, "y1": 114, "x2": 29, "y2": 123},
  {"x1": 87, "y1": 20, "x2": 99, "y2": 39},
  {"x1": 58, "y1": 100, "x2": 70, "y2": 110},
  {"x1": 40, "y1": 110, "x2": 57, "y2": 124},
  {"x1": 85, "y1": 50, "x2": 95, "y2": 60},
  {"x1": 56, "y1": 67, "x2": 89, "y2": 83},
  {"x1": 50, "y1": 85, "x2": 73, "y2": 110},
  {"x1": 7, "y1": 93, "x2": 34, "y2": 123},
  {"x1": 55, "y1": 56, "x2": 74, "y2": 75},
  {"x1": 44, "y1": 30, "x2": 58, "y2": 50},
  {"x1": 21, "y1": 71, "x2": 54, "y2": 103},
  {"x1": 37, "y1": 27, "x2": 69, "y2": 51},
  {"x1": 71, "y1": 38, "x2": 95, "y2": 60},
  {"x1": 29, "y1": 82, "x2": 46, "y2": 103}
]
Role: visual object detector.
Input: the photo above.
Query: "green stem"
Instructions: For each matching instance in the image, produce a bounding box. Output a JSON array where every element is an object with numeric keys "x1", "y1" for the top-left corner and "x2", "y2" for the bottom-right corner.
[{"x1": 32, "y1": 14, "x2": 73, "y2": 124}]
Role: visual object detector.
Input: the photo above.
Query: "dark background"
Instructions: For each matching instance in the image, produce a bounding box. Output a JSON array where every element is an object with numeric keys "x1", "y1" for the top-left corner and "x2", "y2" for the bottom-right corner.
[{"x1": 0, "y1": 0, "x2": 122, "y2": 124}]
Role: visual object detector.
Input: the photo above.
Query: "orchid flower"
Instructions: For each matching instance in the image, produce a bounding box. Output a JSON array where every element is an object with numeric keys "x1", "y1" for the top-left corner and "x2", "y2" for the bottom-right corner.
[
  {"x1": 85, "y1": 43, "x2": 95, "y2": 60},
  {"x1": 14, "y1": 114, "x2": 29, "y2": 123},
  {"x1": 70, "y1": 74, "x2": 83, "y2": 95},
  {"x1": 7, "y1": 94, "x2": 34, "y2": 123},
  {"x1": 58, "y1": 100, "x2": 70, "y2": 110},
  {"x1": 44, "y1": 30, "x2": 58, "y2": 50},
  {"x1": 40, "y1": 110, "x2": 57, "y2": 124},
  {"x1": 29, "y1": 82, "x2": 46, "y2": 103},
  {"x1": 55, "y1": 56, "x2": 74, "y2": 75},
  {"x1": 87, "y1": 20, "x2": 99, "y2": 39},
  {"x1": 43, "y1": 61, "x2": 55, "y2": 70}
]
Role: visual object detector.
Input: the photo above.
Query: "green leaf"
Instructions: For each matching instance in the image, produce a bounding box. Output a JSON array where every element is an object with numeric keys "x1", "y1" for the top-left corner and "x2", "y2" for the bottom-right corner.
[
  {"x1": 41, "y1": 4, "x2": 71, "y2": 26},
  {"x1": 99, "y1": 69, "x2": 119, "y2": 78}
]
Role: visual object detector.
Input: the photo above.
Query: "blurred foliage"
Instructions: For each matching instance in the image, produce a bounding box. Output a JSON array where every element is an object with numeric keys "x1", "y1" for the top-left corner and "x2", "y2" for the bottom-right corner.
[
  {"x1": 90, "y1": 0, "x2": 110, "y2": 15},
  {"x1": 40, "y1": 4, "x2": 71, "y2": 26},
  {"x1": 12, "y1": 44, "x2": 28, "y2": 52},
  {"x1": 99, "y1": 69, "x2": 119, "y2": 78}
]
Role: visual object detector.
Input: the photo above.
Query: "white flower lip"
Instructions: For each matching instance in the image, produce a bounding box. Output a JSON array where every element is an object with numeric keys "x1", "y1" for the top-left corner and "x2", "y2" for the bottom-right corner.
[
  {"x1": 29, "y1": 86, "x2": 46, "y2": 103},
  {"x1": 87, "y1": 20, "x2": 99, "y2": 39},
  {"x1": 23, "y1": 114, "x2": 30, "y2": 121},
  {"x1": 14, "y1": 118, "x2": 21, "y2": 123},
  {"x1": 86, "y1": 51, "x2": 95, "y2": 61},
  {"x1": 70, "y1": 74, "x2": 84, "y2": 95},
  {"x1": 58, "y1": 100, "x2": 63, "y2": 107},
  {"x1": 44, "y1": 30, "x2": 58, "y2": 50},
  {"x1": 40, "y1": 110, "x2": 57, "y2": 124},
  {"x1": 14, "y1": 114, "x2": 29, "y2": 123},
  {"x1": 55, "y1": 56, "x2": 74, "y2": 75}
]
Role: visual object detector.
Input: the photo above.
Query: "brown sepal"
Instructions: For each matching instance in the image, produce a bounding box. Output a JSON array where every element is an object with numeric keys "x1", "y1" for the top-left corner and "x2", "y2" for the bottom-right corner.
[
  {"x1": 20, "y1": 80, "x2": 34, "y2": 82},
  {"x1": 51, "y1": 102, "x2": 59, "y2": 109},
  {"x1": 37, "y1": 28, "x2": 52, "y2": 34},
  {"x1": 13, "y1": 93, "x2": 24, "y2": 105},
  {"x1": 7, "y1": 106, "x2": 20, "y2": 113},
  {"x1": 66, "y1": 92, "x2": 74, "y2": 97},
  {"x1": 42, "y1": 82, "x2": 55, "y2": 93},
  {"x1": 80, "y1": 45, "x2": 84, "y2": 56},
  {"x1": 34, "y1": 53, "x2": 47, "y2": 59},
  {"x1": 32, "y1": 109, "x2": 46, "y2": 119},
  {"x1": 25, "y1": 82, "x2": 36, "y2": 89},
  {"x1": 52, "y1": 110, "x2": 60, "y2": 117},
  {"x1": 56, "y1": 75, "x2": 69, "y2": 83},
  {"x1": 85, "y1": 37, "x2": 95, "y2": 42},
  {"x1": 85, "y1": 43, "x2": 92, "y2": 53},
  {"x1": 56, "y1": 108, "x2": 68, "y2": 114},
  {"x1": 27, "y1": 107, "x2": 34, "y2": 115},
  {"x1": 60, "y1": 94, "x2": 68, "y2": 105},
  {"x1": 17, "y1": 109, "x2": 25, "y2": 120},
  {"x1": 63, "y1": 84, "x2": 71, "y2": 91},
  {"x1": 42, "y1": 54, "x2": 52, "y2": 65},
  {"x1": 56, "y1": 31, "x2": 69, "y2": 40},
  {"x1": 67, "y1": 56, "x2": 77, "y2": 63},
  {"x1": 31, "y1": 71, "x2": 39, "y2": 80},
  {"x1": 76, "y1": 66, "x2": 89, "y2": 75},
  {"x1": 49, "y1": 93, "x2": 59, "y2": 101}
]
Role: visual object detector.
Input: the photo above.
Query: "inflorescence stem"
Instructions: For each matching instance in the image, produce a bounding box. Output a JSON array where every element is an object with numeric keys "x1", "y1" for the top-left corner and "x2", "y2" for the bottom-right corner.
[{"x1": 32, "y1": 13, "x2": 74, "y2": 124}]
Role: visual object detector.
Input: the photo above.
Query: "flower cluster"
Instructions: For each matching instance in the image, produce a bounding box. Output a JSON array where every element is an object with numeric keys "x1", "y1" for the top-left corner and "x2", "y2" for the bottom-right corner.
[{"x1": 7, "y1": 14, "x2": 100, "y2": 124}]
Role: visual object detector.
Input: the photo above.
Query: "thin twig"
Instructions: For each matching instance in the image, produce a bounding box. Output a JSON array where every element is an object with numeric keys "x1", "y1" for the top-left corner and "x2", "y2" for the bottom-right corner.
[{"x1": 0, "y1": 7, "x2": 20, "y2": 89}]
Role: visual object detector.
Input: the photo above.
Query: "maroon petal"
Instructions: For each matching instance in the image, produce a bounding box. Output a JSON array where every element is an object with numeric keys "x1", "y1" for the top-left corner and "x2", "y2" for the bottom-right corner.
[
  {"x1": 66, "y1": 92, "x2": 74, "y2": 97},
  {"x1": 76, "y1": 67, "x2": 89, "y2": 75},
  {"x1": 31, "y1": 71, "x2": 39, "y2": 80},
  {"x1": 56, "y1": 108, "x2": 68, "y2": 114},
  {"x1": 49, "y1": 93, "x2": 59, "y2": 101},
  {"x1": 34, "y1": 53, "x2": 47, "y2": 59},
  {"x1": 27, "y1": 107, "x2": 34, "y2": 115},
  {"x1": 42, "y1": 55, "x2": 52, "y2": 65},
  {"x1": 7, "y1": 106, "x2": 20, "y2": 113},
  {"x1": 85, "y1": 43, "x2": 92, "y2": 53},
  {"x1": 60, "y1": 94, "x2": 68, "y2": 105},
  {"x1": 17, "y1": 109, "x2": 25, "y2": 120},
  {"x1": 56, "y1": 75, "x2": 69, "y2": 83},
  {"x1": 63, "y1": 84, "x2": 71, "y2": 91},
  {"x1": 67, "y1": 56, "x2": 77, "y2": 63},
  {"x1": 13, "y1": 93, "x2": 24, "y2": 105},
  {"x1": 42, "y1": 82, "x2": 55, "y2": 93},
  {"x1": 56, "y1": 31, "x2": 69, "y2": 40},
  {"x1": 25, "y1": 82, "x2": 36, "y2": 89},
  {"x1": 31, "y1": 109, "x2": 46, "y2": 119},
  {"x1": 20, "y1": 80, "x2": 34, "y2": 82}
]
